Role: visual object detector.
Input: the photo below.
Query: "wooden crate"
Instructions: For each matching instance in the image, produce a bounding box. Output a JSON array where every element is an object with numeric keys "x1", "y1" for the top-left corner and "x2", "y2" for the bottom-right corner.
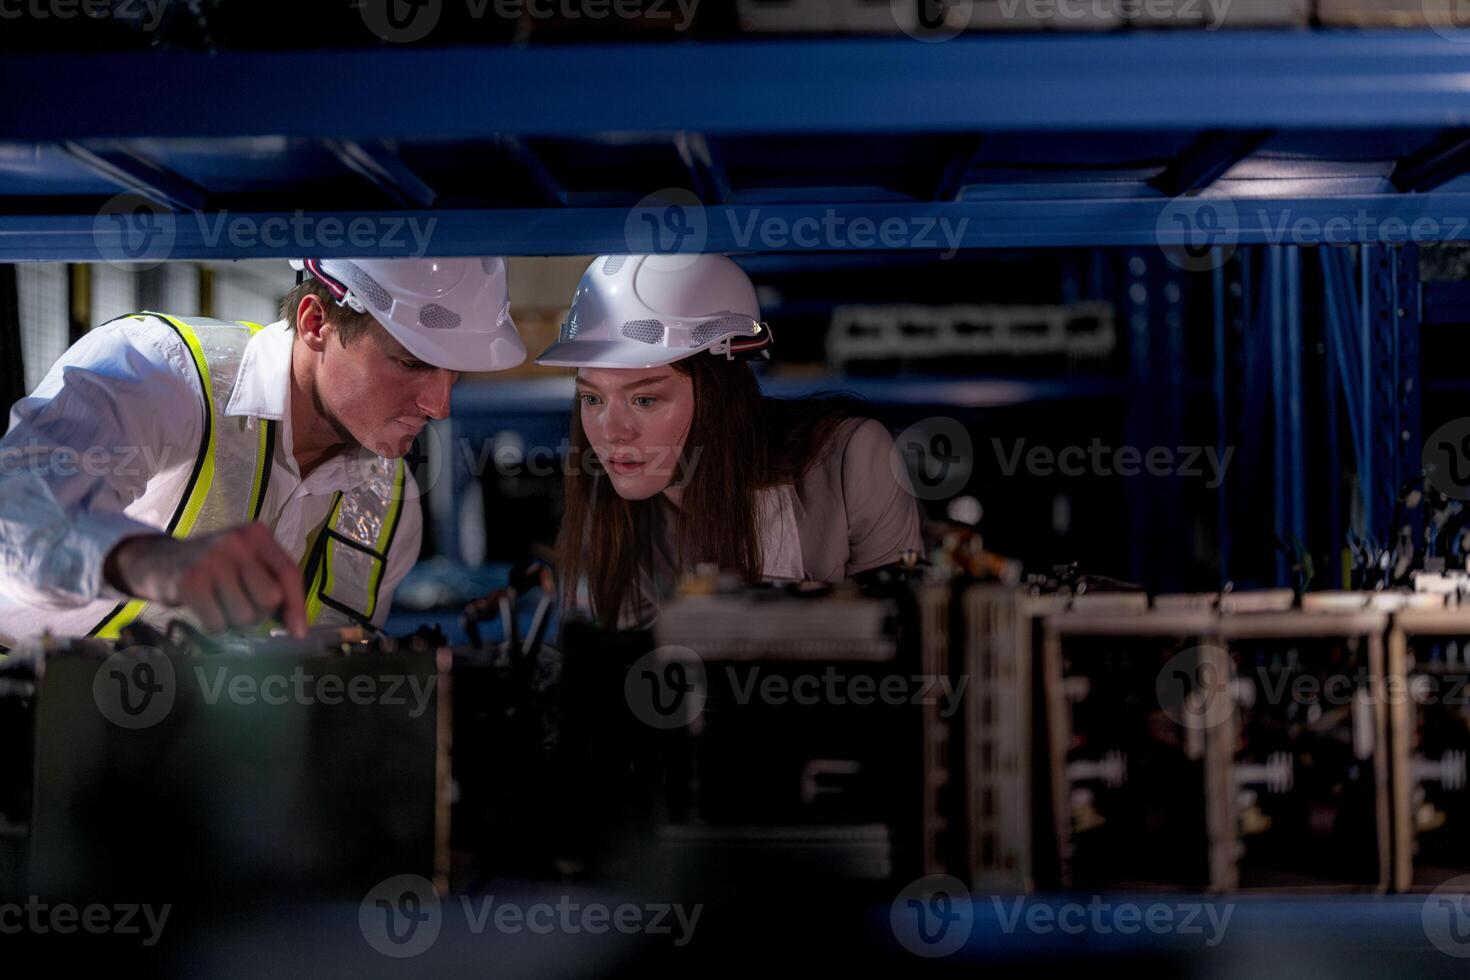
[
  {"x1": 1386, "y1": 608, "x2": 1470, "y2": 891},
  {"x1": 1218, "y1": 610, "x2": 1392, "y2": 892},
  {"x1": 1042, "y1": 604, "x2": 1222, "y2": 890}
]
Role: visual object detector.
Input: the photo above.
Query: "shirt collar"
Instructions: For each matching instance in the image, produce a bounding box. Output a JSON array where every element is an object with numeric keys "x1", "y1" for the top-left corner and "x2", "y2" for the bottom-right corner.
[
  {"x1": 224, "y1": 318, "x2": 291, "y2": 420},
  {"x1": 224, "y1": 317, "x2": 383, "y2": 491}
]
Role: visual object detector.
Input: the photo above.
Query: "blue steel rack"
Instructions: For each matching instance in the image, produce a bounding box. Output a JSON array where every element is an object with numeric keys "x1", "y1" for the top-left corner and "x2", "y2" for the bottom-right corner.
[
  {"x1": 2, "y1": 33, "x2": 1470, "y2": 258},
  {"x1": 0, "y1": 29, "x2": 1463, "y2": 590}
]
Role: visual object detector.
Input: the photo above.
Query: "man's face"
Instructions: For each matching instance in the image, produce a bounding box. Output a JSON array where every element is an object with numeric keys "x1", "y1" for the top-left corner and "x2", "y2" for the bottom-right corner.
[
  {"x1": 576, "y1": 365, "x2": 695, "y2": 501},
  {"x1": 316, "y1": 320, "x2": 458, "y2": 459}
]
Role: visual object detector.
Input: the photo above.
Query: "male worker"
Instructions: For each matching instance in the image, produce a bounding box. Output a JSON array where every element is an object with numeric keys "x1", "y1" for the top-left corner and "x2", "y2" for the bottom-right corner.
[{"x1": 0, "y1": 257, "x2": 525, "y2": 647}]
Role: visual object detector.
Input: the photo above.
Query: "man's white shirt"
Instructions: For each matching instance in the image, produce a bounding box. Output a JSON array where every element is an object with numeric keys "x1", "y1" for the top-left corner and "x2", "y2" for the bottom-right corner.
[{"x1": 0, "y1": 314, "x2": 422, "y2": 645}]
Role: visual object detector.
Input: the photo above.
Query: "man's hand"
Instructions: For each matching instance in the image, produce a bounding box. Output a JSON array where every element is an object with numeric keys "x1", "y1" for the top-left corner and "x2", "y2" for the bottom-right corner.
[{"x1": 103, "y1": 523, "x2": 308, "y2": 638}]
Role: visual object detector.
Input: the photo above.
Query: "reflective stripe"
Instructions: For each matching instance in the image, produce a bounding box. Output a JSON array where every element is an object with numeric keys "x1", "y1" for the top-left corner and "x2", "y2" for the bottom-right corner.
[
  {"x1": 93, "y1": 597, "x2": 150, "y2": 640},
  {"x1": 303, "y1": 493, "x2": 345, "y2": 627},
  {"x1": 90, "y1": 312, "x2": 218, "y2": 640},
  {"x1": 243, "y1": 321, "x2": 274, "y2": 520},
  {"x1": 363, "y1": 460, "x2": 407, "y2": 621},
  {"x1": 302, "y1": 458, "x2": 405, "y2": 627},
  {"x1": 247, "y1": 420, "x2": 276, "y2": 523},
  {"x1": 162, "y1": 314, "x2": 218, "y2": 540}
]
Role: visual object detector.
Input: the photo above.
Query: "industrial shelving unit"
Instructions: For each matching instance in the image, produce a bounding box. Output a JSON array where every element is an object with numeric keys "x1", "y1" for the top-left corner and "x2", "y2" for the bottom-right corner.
[
  {"x1": 2, "y1": 33, "x2": 1470, "y2": 254},
  {"x1": 3, "y1": 29, "x2": 1470, "y2": 592},
  {"x1": 8, "y1": 22, "x2": 1470, "y2": 972}
]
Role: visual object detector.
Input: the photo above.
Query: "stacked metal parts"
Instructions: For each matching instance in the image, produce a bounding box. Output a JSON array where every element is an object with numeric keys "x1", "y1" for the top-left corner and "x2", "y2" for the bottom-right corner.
[{"x1": 5, "y1": 579, "x2": 1470, "y2": 910}]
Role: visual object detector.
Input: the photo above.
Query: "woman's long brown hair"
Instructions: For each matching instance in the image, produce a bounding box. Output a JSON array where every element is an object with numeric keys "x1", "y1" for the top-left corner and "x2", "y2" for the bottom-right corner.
[{"x1": 556, "y1": 355, "x2": 859, "y2": 627}]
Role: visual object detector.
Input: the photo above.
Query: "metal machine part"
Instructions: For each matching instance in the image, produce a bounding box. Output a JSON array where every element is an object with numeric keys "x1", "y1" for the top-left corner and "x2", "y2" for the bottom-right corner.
[
  {"x1": 9, "y1": 625, "x2": 452, "y2": 904},
  {"x1": 646, "y1": 577, "x2": 940, "y2": 891}
]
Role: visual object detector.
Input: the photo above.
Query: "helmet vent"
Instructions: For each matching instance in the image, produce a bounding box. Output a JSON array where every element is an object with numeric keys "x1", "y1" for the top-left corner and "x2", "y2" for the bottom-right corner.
[
  {"x1": 344, "y1": 262, "x2": 393, "y2": 313},
  {"x1": 621, "y1": 319, "x2": 665, "y2": 344},
  {"x1": 691, "y1": 316, "x2": 755, "y2": 347},
  {"x1": 420, "y1": 303, "x2": 461, "y2": 331},
  {"x1": 602, "y1": 255, "x2": 627, "y2": 276},
  {"x1": 481, "y1": 256, "x2": 502, "y2": 276}
]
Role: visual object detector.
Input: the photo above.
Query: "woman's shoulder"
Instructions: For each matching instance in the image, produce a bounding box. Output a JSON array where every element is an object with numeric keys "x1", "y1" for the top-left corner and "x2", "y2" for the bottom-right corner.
[
  {"x1": 815, "y1": 415, "x2": 893, "y2": 466},
  {"x1": 795, "y1": 415, "x2": 896, "y2": 497},
  {"x1": 791, "y1": 412, "x2": 923, "y2": 578}
]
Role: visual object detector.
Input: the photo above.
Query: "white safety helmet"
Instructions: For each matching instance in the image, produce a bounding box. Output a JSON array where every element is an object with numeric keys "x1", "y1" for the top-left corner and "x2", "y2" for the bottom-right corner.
[
  {"x1": 288, "y1": 257, "x2": 525, "y2": 372},
  {"x1": 534, "y1": 254, "x2": 771, "y2": 369}
]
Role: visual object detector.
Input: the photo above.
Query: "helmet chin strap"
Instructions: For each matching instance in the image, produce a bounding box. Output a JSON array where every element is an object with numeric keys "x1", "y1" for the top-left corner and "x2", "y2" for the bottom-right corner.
[
  {"x1": 712, "y1": 322, "x2": 773, "y2": 361},
  {"x1": 300, "y1": 258, "x2": 369, "y2": 315}
]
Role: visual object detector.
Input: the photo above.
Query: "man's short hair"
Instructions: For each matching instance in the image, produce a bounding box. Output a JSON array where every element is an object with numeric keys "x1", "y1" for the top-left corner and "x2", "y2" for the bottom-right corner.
[{"x1": 280, "y1": 280, "x2": 379, "y2": 347}]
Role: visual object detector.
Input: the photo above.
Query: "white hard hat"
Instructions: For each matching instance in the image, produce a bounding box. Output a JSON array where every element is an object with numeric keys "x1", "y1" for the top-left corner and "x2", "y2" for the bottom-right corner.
[
  {"x1": 289, "y1": 257, "x2": 525, "y2": 372},
  {"x1": 534, "y1": 254, "x2": 771, "y2": 369}
]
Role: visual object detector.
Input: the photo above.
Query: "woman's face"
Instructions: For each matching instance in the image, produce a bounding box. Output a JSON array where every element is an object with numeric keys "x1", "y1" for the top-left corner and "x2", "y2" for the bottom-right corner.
[{"x1": 576, "y1": 365, "x2": 696, "y2": 501}]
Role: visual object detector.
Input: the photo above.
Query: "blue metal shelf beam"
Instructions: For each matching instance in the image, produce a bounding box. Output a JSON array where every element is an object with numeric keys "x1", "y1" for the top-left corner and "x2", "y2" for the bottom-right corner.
[
  {"x1": 7, "y1": 34, "x2": 1470, "y2": 139},
  {"x1": 12, "y1": 193, "x2": 1470, "y2": 260},
  {"x1": 932, "y1": 137, "x2": 987, "y2": 202},
  {"x1": 1390, "y1": 130, "x2": 1470, "y2": 193},
  {"x1": 496, "y1": 136, "x2": 566, "y2": 206},
  {"x1": 5, "y1": 35, "x2": 1470, "y2": 257},
  {"x1": 58, "y1": 142, "x2": 208, "y2": 212},
  {"x1": 322, "y1": 140, "x2": 438, "y2": 209},
  {"x1": 674, "y1": 132, "x2": 730, "y2": 206},
  {"x1": 1149, "y1": 130, "x2": 1273, "y2": 198}
]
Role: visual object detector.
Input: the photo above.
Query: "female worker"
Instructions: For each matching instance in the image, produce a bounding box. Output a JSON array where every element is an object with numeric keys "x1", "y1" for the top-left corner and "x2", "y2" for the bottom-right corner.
[{"x1": 536, "y1": 253, "x2": 924, "y2": 628}]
